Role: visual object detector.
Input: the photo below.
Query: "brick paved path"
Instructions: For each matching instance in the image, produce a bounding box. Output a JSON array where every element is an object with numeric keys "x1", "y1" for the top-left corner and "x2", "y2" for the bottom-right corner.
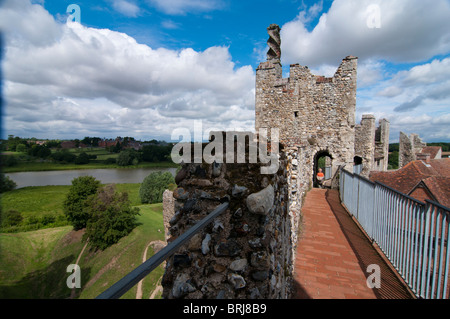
[{"x1": 292, "y1": 188, "x2": 414, "y2": 299}]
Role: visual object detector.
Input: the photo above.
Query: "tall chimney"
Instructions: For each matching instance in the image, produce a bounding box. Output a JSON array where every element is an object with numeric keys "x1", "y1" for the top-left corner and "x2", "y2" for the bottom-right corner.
[{"x1": 267, "y1": 24, "x2": 281, "y2": 62}]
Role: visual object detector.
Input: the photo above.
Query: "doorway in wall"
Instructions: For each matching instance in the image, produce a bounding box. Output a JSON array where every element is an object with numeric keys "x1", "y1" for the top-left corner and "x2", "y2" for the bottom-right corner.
[
  {"x1": 314, "y1": 150, "x2": 332, "y2": 188},
  {"x1": 354, "y1": 156, "x2": 363, "y2": 174}
]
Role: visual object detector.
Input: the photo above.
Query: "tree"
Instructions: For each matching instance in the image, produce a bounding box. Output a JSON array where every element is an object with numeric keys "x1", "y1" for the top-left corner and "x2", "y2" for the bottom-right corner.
[
  {"x1": 28, "y1": 144, "x2": 51, "y2": 158},
  {"x1": 116, "y1": 149, "x2": 140, "y2": 166},
  {"x1": 7, "y1": 135, "x2": 27, "y2": 151},
  {"x1": 388, "y1": 151, "x2": 399, "y2": 170},
  {"x1": 112, "y1": 141, "x2": 122, "y2": 153},
  {"x1": 389, "y1": 143, "x2": 399, "y2": 152},
  {"x1": 81, "y1": 137, "x2": 91, "y2": 146},
  {"x1": 15, "y1": 144, "x2": 27, "y2": 153},
  {"x1": 46, "y1": 140, "x2": 61, "y2": 148},
  {"x1": 63, "y1": 176, "x2": 101, "y2": 230},
  {"x1": 1, "y1": 155, "x2": 18, "y2": 167},
  {"x1": 0, "y1": 173, "x2": 17, "y2": 193},
  {"x1": 139, "y1": 171, "x2": 175, "y2": 204},
  {"x1": 82, "y1": 136, "x2": 101, "y2": 147},
  {"x1": 75, "y1": 152, "x2": 90, "y2": 164},
  {"x1": 84, "y1": 185, "x2": 140, "y2": 250},
  {"x1": 51, "y1": 150, "x2": 76, "y2": 163},
  {"x1": 116, "y1": 150, "x2": 131, "y2": 166},
  {"x1": 142, "y1": 144, "x2": 171, "y2": 162}
]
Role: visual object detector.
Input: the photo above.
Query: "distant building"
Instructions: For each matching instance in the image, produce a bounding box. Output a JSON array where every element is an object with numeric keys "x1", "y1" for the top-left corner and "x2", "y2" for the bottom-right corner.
[
  {"x1": 27, "y1": 140, "x2": 46, "y2": 146},
  {"x1": 98, "y1": 138, "x2": 142, "y2": 150},
  {"x1": 98, "y1": 139, "x2": 118, "y2": 148},
  {"x1": 61, "y1": 140, "x2": 76, "y2": 149},
  {"x1": 370, "y1": 158, "x2": 450, "y2": 208},
  {"x1": 126, "y1": 140, "x2": 142, "y2": 150}
]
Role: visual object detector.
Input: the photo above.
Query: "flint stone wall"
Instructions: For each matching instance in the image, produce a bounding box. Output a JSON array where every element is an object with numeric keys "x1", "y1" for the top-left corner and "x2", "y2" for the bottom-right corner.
[
  {"x1": 162, "y1": 190, "x2": 175, "y2": 242},
  {"x1": 161, "y1": 139, "x2": 294, "y2": 299},
  {"x1": 354, "y1": 114, "x2": 376, "y2": 177},
  {"x1": 399, "y1": 132, "x2": 427, "y2": 168}
]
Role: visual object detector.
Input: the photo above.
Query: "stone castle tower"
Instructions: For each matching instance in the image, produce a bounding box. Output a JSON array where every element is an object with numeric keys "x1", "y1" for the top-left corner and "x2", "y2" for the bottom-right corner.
[
  {"x1": 255, "y1": 24, "x2": 389, "y2": 184},
  {"x1": 354, "y1": 115, "x2": 390, "y2": 175}
]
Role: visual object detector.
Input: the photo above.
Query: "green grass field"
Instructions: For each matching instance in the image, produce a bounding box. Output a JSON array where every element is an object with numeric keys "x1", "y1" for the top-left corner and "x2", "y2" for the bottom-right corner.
[
  {"x1": 0, "y1": 203, "x2": 165, "y2": 299},
  {"x1": 0, "y1": 183, "x2": 143, "y2": 233},
  {"x1": 1, "y1": 185, "x2": 71, "y2": 219}
]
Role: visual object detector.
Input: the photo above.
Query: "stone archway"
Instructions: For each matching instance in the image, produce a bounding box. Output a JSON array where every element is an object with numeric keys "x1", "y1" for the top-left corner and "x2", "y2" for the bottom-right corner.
[{"x1": 313, "y1": 150, "x2": 333, "y2": 188}]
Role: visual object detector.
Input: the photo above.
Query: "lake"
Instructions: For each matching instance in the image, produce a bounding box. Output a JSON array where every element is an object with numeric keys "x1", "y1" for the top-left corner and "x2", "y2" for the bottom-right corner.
[{"x1": 6, "y1": 167, "x2": 178, "y2": 188}]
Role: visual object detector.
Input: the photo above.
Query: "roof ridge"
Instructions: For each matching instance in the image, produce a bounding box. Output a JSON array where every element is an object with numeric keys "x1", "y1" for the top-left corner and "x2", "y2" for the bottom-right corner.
[{"x1": 413, "y1": 160, "x2": 439, "y2": 176}]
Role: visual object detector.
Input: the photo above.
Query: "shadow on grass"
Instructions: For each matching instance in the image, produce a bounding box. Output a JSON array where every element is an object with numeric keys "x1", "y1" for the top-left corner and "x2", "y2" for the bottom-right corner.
[{"x1": 0, "y1": 255, "x2": 91, "y2": 299}]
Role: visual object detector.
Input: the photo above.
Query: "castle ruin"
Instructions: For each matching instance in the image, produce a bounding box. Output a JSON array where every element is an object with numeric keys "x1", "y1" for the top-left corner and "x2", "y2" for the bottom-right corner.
[
  {"x1": 399, "y1": 132, "x2": 442, "y2": 168},
  {"x1": 255, "y1": 24, "x2": 390, "y2": 184},
  {"x1": 161, "y1": 24, "x2": 391, "y2": 299}
]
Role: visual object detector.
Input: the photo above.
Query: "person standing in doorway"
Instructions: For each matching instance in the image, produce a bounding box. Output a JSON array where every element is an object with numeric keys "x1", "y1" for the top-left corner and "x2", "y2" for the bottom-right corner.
[{"x1": 317, "y1": 168, "x2": 324, "y2": 188}]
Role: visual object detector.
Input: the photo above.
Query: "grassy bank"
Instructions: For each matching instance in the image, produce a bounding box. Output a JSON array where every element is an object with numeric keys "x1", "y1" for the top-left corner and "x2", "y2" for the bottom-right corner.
[
  {"x1": 78, "y1": 204, "x2": 165, "y2": 299},
  {"x1": 0, "y1": 203, "x2": 165, "y2": 299},
  {"x1": 0, "y1": 226, "x2": 76, "y2": 298}
]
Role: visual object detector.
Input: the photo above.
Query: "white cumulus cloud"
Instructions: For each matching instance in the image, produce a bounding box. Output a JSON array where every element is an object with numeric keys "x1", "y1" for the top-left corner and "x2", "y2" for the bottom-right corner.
[
  {"x1": 1, "y1": 0, "x2": 255, "y2": 140},
  {"x1": 111, "y1": 0, "x2": 141, "y2": 17},
  {"x1": 281, "y1": 0, "x2": 450, "y2": 67}
]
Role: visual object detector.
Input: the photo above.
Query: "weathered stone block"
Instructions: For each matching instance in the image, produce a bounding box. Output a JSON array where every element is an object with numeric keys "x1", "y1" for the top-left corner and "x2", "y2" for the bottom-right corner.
[
  {"x1": 229, "y1": 258, "x2": 248, "y2": 272},
  {"x1": 246, "y1": 185, "x2": 274, "y2": 215},
  {"x1": 228, "y1": 273, "x2": 246, "y2": 290},
  {"x1": 214, "y1": 239, "x2": 241, "y2": 257}
]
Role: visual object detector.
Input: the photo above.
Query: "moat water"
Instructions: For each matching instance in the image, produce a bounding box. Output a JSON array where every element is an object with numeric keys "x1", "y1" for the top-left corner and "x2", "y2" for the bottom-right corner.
[{"x1": 6, "y1": 167, "x2": 178, "y2": 188}]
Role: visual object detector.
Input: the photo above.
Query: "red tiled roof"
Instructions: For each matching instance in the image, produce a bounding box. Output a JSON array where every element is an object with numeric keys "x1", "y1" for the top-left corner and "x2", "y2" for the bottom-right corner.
[
  {"x1": 369, "y1": 158, "x2": 450, "y2": 207},
  {"x1": 427, "y1": 158, "x2": 450, "y2": 177},
  {"x1": 421, "y1": 176, "x2": 450, "y2": 208},
  {"x1": 420, "y1": 146, "x2": 441, "y2": 159}
]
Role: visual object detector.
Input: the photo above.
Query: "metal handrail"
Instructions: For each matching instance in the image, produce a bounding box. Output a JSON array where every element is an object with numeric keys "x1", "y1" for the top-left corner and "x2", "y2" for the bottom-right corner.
[
  {"x1": 96, "y1": 201, "x2": 229, "y2": 299},
  {"x1": 339, "y1": 168, "x2": 450, "y2": 299}
]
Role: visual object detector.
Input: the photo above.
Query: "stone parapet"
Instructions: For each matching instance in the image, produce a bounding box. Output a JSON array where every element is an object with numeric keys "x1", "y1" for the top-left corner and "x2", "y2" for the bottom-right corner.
[{"x1": 161, "y1": 139, "x2": 294, "y2": 299}]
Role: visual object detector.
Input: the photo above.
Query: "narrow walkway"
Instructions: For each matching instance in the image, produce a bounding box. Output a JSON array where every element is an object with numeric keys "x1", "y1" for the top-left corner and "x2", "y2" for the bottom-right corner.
[{"x1": 293, "y1": 188, "x2": 414, "y2": 299}]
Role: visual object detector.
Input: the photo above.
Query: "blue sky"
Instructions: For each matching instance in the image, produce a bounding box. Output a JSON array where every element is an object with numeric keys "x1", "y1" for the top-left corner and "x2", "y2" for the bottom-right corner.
[
  {"x1": 1, "y1": 0, "x2": 450, "y2": 142},
  {"x1": 40, "y1": 0, "x2": 333, "y2": 68}
]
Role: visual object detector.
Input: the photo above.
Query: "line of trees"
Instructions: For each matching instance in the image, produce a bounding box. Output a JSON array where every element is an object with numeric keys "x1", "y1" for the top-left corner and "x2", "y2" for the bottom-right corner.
[
  {"x1": 389, "y1": 142, "x2": 450, "y2": 152},
  {"x1": 1, "y1": 135, "x2": 175, "y2": 168}
]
